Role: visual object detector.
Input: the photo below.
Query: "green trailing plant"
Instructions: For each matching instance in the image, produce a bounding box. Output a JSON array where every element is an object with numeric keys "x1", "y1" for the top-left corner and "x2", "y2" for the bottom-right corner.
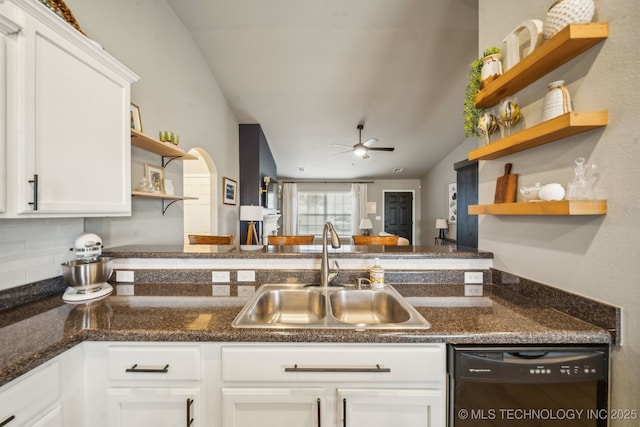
[{"x1": 464, "y1": 46, "x2": 501, "y2": 137}]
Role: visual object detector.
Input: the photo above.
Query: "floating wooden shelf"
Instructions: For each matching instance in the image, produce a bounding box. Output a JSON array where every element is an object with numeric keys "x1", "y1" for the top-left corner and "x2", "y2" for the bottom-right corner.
[
  {"x1": 468, "y1": 200, "x2": 607, "y2": 216},
  {"x1": 475, "y1": 23, "x2": 608, "y2": 108},
  {"x1": 131, "y1": 129, "x2": 197, "y2": 160},
  {"x1": 468, "y1": 111, "x2": 607, "y2": 161}
]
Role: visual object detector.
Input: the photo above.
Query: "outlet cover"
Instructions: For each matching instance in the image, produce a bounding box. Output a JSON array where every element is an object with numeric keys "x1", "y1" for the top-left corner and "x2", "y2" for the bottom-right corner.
[
  {"x1": 116, "y1": 284, "x2": 134, "y2": 296},
  {"x1": 464, "y1": 284, "x2": 483, "y2": 296},
  {"x1": 238, "y1": 285, "x2": 255, "y2": 297},
  {"x1": 116, "y1": 271, "x2": 134, "y2": 282},
  {"x1": 237, "y1": 270, "x2": 256, "y2": 282},
  {"x1": 212, "y1": 285, "x2": 231, "y2": 296},
  {"x1": 212, "y1": 271, "x2": 230, "y2": 283},
  {"x1": 464, "y1": 272, "x2": 483, "y2": 284}
]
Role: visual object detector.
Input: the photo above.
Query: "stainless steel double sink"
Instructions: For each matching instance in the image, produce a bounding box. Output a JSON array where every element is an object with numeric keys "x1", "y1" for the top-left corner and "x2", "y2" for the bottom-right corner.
[{"x1": 232, "y1": 284, "x2": 431, "y2": 329}]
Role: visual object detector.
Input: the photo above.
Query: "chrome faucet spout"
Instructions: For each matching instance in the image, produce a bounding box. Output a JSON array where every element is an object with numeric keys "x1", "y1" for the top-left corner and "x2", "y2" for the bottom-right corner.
[{"x1": 321, "y1": 222, "x2": 341, "y2": 287}]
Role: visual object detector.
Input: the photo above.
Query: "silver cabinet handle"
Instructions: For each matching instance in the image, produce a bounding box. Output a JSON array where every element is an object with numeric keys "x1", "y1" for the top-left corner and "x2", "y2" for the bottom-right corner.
[
  {"x1": 285, "y1": 364, "x2": 390, "y2": 373},
  {"x1": 28, "y1": 174, "x2": 38, "y2": 211},
  {"x1": 186, "y1": 398, "x2": 194, "y2": 427},
  {"x1": 0, "y1": 415, "x2": 15, "y2": 426},
  {"x1": 125, "y1": 363, "x2": 169, "y2": 373}
]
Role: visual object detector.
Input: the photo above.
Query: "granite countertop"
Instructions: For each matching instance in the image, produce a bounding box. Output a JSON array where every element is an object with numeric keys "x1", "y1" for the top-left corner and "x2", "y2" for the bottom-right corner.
[
  {"x1": 0, "y1": 283, "x2": 610, "y2": 388},
  {"x1": 103, "y1": 244, "x2": 494, "y2": 259}
]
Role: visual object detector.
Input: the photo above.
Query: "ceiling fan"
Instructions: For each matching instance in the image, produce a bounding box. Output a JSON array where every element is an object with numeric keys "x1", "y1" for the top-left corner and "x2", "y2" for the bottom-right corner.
[{"x1": 333, "y1": 124, "x2": 395, "y2": 159}]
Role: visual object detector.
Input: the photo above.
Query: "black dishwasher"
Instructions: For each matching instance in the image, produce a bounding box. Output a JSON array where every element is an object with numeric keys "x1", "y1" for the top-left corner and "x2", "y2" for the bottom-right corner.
[{"x1": 448, "y1": 345, "x2": 609, "y2": 427}]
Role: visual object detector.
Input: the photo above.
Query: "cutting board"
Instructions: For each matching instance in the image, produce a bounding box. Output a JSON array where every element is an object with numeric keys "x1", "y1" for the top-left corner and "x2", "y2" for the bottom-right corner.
[{"x1": 494, "y1": 163, "x2": 518, "y2": 203}]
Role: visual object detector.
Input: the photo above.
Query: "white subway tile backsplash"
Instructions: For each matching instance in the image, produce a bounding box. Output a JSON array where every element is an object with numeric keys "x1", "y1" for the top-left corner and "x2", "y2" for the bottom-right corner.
[{"x1": 0, "y1": 218, "x2": 83, "y2": 290}]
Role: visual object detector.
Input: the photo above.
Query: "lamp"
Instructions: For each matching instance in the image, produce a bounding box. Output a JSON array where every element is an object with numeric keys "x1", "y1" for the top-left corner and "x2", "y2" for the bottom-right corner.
[
  {"x1": 359, "y1": 218, "x2": 373, "y2": 236},
  {"x1": 435, "y1": 218, "x2": 448, "y2": 243},
  {"x1": 240, "y1": 205, "x2": 263, "y2": 245}
]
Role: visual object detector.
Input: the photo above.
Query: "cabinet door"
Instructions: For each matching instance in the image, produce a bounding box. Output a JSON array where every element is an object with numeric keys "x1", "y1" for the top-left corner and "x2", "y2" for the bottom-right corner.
[
  {"x1": 32, "y1": 405, "x2": 63, "y2": 427},
  {"x1": 107, "y1": 388, "x2": 199, "y2": 427},
  {"x1": 15, "y1": 9, "x2": 134, "y2": 216},
  {"x1": 338, "y1": 388, "x2": 444, "y2": 427},
  {"x1": 222, "y1": 388, "x2": 325, "y2": 427}
]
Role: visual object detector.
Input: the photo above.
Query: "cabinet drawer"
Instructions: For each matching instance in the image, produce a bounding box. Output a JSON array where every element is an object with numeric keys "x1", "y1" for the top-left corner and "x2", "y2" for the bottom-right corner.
[
  {"x1": 107, "y1": 345, "x2": 201, "y2": 381},
  {"x1": 222, "y1": 345, "x2": 444, "y2": 383},
  {"x1": 0, "y1": 361, "x2": 61, "y2": 426}
]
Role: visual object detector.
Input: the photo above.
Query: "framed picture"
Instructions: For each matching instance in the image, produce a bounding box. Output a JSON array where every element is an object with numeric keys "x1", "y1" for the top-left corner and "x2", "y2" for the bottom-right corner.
[
  {"x1": 130, "y1": 103, "x2": 143, "y2": 132},
  {"x1": 448, "y1": 182, "x2": 457, "y2": 224},
  {"x1": 145, "y1": 163, "x2": 165, "y2": 193},
  {"x1": 223, "y1": 177, "x2": 237, "y2": 205}
]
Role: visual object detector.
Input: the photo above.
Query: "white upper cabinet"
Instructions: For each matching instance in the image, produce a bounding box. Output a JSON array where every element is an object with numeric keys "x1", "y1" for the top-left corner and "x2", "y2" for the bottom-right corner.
[{"x1": 2, "y1": 0, "x2": 138, "y2": 218}]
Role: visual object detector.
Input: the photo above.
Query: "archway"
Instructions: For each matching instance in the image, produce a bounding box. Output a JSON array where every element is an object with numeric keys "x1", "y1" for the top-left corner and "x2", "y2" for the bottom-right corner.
[{"x1": 183, "y1": 148, "x2": 219, "y2": 243}]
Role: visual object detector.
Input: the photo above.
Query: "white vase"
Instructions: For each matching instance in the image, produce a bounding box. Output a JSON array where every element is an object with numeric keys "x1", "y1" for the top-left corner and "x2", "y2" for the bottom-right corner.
[
  {"x1": 541, "y1": 80, "x2": 572, "y2": 122},
  {"x1": 538, "y1": 183, "x2": 566, "y2": 201},
  {"x1": 480, "y1": 54, "x2": 503, "y2": 89}
]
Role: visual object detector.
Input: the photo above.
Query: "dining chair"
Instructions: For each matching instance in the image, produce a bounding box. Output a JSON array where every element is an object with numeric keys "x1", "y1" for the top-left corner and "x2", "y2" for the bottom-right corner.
[
  {"x1": 351, "y1": 235, "x2": 399, "y2": 245},
  {"x1": 267, "y1": 235, "x2": 315, "y2": 245},
  {"x1": 188, "y1": 234, "x2": 234, "y2": 245}
]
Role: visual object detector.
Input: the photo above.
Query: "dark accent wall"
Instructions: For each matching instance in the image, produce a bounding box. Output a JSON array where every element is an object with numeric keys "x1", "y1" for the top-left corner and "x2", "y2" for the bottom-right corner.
[{"x1": 239, "y1": 124, "x2": 277, "y2": 243}]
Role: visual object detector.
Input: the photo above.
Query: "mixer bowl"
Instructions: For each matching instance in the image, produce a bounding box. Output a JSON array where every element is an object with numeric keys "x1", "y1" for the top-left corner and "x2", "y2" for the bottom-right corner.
[{"x1": 61, "y1": 256, "x2": 113, "y2": 293}]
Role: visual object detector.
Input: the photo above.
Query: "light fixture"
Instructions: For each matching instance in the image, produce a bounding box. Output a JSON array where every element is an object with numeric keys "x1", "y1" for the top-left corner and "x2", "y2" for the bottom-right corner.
[
  {"x1": 240, "y1": 205, "x2": 264, "y2": 245},
  {"x1": 435, "y1": 218, "x2": 448, "y2": 242},
  {"x1": 359, "y1": 218, "x2": 373, "y2": 236}
]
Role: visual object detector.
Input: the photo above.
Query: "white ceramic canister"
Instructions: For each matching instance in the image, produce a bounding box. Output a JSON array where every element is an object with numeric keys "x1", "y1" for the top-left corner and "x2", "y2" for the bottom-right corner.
[
  {"x1": 480, "y1": 54, "x2": 503, "y2": 89},
  {"x1": 538, "y1": 183, "x2": 566, "y2": 201},
  {"x1": 541, "y1": 80, "x2": 572, "y2": 121}
]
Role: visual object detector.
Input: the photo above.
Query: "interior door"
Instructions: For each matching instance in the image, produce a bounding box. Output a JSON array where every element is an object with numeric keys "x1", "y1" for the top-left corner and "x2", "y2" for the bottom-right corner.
[
  {"x1": 384, "y1": 192, "x2": 413, "y2": 243},
  {"x1": 454, "y1": 160, "x2": 478, "y2": 249}
]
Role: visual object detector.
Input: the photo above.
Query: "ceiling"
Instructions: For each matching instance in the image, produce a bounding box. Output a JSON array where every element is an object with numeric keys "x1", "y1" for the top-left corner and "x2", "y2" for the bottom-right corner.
[{"x1": 167, "y1": 0, "x2": 478, "y2": 180}]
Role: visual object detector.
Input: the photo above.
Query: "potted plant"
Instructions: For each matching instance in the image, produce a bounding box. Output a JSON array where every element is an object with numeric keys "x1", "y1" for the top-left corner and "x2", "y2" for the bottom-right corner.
[{"x1": 463, "y1": 46, "x2": 501, "y2": 137}]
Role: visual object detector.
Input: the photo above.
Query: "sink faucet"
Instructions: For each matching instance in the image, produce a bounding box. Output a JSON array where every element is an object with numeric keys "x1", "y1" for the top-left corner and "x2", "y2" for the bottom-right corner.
[{"x1": 321, "y1": 222, "x2": 341, "y2": 287}]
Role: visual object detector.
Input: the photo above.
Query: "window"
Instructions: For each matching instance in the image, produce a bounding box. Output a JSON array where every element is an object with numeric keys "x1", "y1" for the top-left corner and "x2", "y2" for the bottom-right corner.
[{"x1": 297, "y1": 190, "x2": 353, "y2": 236}]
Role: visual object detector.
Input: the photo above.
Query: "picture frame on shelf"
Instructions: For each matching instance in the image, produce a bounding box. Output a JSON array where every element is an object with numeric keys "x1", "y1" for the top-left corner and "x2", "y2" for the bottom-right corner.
[
  {"x1": 223, "y1": 177, "x2": 237, "y2": 205},
  {"x1": 145, "y1": 163, "x2": 165, "y2": 193},
  {"x1": 130, "y1": 103, "x2": 142, "y2": 132}
]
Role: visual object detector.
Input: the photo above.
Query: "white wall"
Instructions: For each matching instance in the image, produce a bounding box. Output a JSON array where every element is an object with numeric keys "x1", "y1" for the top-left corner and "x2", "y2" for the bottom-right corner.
[
  {"x1": 67, "y1": 0, "x2": 240, "y2": 247},
  {"x1": 475, "y1": 0, "x2": 638, "y2": 417}
]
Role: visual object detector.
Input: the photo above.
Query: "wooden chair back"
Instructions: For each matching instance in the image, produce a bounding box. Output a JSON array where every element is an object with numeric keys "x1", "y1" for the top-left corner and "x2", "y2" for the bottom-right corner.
[
  {"x1": 268, "y1": 235, "x2": 315, "y2": 245},
  {"x1": 188, "y1": 234, "x2": 234, "y2": 245},
  {"x1": 352, "y1": 235, "x2": 399, "y2": 246}
]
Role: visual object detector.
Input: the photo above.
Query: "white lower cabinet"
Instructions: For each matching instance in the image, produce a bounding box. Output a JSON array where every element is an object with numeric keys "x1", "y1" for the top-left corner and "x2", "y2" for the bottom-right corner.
[
  {"x1": 85, "y1": 343, "x2": 206, "y2": 427},
  {"x1": 220, "y1": 344, "x2": 446, "y2": 427},
  {"x1": 222, "y1": 387, "x2": 325, "y2": 427},
  {"x1": 107, "y1": 388, "x2": 199, "y2": 427},
  {"x1": 0, "y1": 344, "x2": 84, "y2": 427}
]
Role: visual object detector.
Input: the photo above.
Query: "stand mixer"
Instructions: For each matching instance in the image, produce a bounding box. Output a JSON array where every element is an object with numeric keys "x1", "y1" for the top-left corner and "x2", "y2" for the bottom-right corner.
[{"x1": 61, "y1": 233, "x2": 114, "y2": 302}]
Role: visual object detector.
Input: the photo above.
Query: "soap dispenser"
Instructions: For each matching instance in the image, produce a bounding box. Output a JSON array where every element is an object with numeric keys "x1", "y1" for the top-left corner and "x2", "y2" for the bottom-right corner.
[{"x1": 369, "y1": 258, "x2": 384, "y2": 290}]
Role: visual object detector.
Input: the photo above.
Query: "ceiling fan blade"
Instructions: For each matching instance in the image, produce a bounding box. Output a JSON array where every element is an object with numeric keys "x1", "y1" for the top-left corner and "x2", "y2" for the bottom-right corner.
[
  {"x1": 332, "y1": 149, "x2": 354, "y2": 157},
  {"x1": 363, "y1": 138, "x2": 379, "y2": 147},
  {"x1": 332, "y1": 143, "x2": 354, "y2": 148},
  {"x1": 367, "y1": 147, "x2": 395, "y2": 152}
]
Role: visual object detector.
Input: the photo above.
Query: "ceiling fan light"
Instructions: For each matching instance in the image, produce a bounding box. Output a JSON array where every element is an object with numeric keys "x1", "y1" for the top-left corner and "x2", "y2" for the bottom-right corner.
[{"x1": 354, "y1": 147, "x2": 367, "y2": 156}]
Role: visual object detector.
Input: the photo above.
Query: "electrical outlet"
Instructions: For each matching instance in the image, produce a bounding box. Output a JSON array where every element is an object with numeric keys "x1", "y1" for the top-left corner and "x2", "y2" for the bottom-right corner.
[
  {"x1": 238, "y1": 285, "x2": 255, "y2": 297},
  {"x1": 212, "y1": 271, "x2": 230, "y2": 283},
  {"x1": 116, "y1": 284, "x2": 134, "y2": 296},
  {"x1": 464, "y1": 284, "x2": 483, "y2": 296},
  {"x1": 237, "y1": 270, "x2": 256, "y2": 282},
  {"x1": 212, "y1": 285, "x2": 231, "y2": 296},
  {"x1": 464, "y1": 271, "x2": 483, "y2": 284},
  {"x1": 116, "y1": 270, "x2": 134, "y2": 282}
]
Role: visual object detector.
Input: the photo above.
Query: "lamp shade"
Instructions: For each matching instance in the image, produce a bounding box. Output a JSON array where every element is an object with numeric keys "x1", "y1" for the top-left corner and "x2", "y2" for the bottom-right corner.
[
  {"x1": 240, "y1": 205, "x2": 263, "y2": 221},
  {"x1": 435, "y1": 218, "x2": 448, "y2": 229},
  {"x1": 359, "y1": 218, "x2": 373, "y2": 230}
]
